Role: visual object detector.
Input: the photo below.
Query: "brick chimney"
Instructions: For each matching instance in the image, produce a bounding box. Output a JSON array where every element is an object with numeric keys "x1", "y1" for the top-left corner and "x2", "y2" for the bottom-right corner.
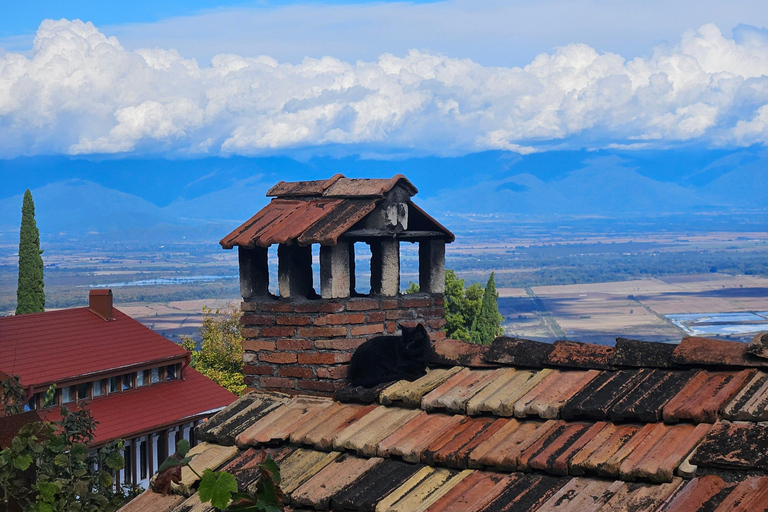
[
  {"x1": 221, "y1": 175, "x2": 454, "y2": 396},
  {"x1": 89, "y1": 289, "x2": 115, "y2": 321}
]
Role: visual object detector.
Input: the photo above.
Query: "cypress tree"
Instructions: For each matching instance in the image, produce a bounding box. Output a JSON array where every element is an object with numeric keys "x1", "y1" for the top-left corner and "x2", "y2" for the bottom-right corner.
[
  {"x1": 16, "y1": 190, "x2": 45, "y2": 314},
  {"x1": 471, "y1": 272, "x2": 504, "y2": 345}
]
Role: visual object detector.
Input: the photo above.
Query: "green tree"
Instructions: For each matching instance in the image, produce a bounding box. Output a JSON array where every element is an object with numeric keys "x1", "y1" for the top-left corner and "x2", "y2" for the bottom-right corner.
[
  {"x1": 470, "y1": 272, "x2": 505, "y2": 345},
  {"x1": 181, "y1": 304, "x2": 246, "y2": 395},
  {"x1": 0, "y1": 377, "x2": 130, "y2": 511},
  {"x1": 443, "y1": 270, "x2": 483, "y2": 343},
  {"x1": 16, "y1": 190, "x2": 45, "y2": 315}
]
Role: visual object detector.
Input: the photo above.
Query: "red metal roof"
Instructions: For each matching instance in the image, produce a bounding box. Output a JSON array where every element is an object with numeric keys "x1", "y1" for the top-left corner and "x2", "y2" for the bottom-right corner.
[
  {"x1": 266, "y1": 174, "x2": 417, "y2": 198},
  {"x1": 0, "y1": 307, "x2": 188, "y2": 389},
  {"x1": 42, "y1": 368, "x2": 235, "y2": 446}
]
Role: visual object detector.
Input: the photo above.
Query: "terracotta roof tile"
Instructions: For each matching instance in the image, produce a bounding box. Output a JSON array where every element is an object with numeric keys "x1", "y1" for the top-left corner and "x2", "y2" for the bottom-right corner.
[
  {"x1": 235, "y1": 397, "x2": 333, "y2": 447},
  {"x1": 672, "y1": 337, "x2": 768, "y2": 368},
  {"x1": 331, "y1": 459, "x2": 424, "y2": 511},
  {"x1": 375, "y1": 467, "x2": 467, "y2": 512},
  {"x1": 466, "y1": 369, "x2": 552, "y2": 417},
  {"x1": 712, "y1": 475, "x2": 768, "y2": 512},
  {"x1": 690, "y1": 421, "x2": 768, "y2": 471},
  {"x1": 546, "y1": 340, "x2": 614, "y2": 370},
  {"x1": 291, "y1": 402, "x2": 376, "y2": 450},
  {"x1": 600, "y1": 478, "x2": 683, "y2": 512},
  {"x1": 486, "y1": 337, "x2": 555, "y2": 368},
  {"x1": 195, "y1": 392, "x2": 289, "y2": 445},
  {"x1": 660, "y1": 475, "x2": 736, "y2": 512},
  {"x1": 291, "y1": 454, "x2": 382, "y2": 510},
  {"x1": 619, "y1": 423, "x2": 711, "y2": 482},
  {"x1": 569, "y1": 422, "x2": 641, "y2": 476},
  {"x1": 747, "y1": 332, "x2": 768, "y2": 360},
  {"x1": 331, "y1": 406, "x2": 422, "y2": 456},
  {"x1": 279, "y1": 449, "x2": 342, "y2": 495},
  {"x1": 379, "y1": 367, "x2": 464, "y2": 408},
  {"x1": 662, "y1": 370, "x2": 756, "y2": 423},
  {"x1": 266, "y1": 175, "x2": 343, "y2": 197},
  {"x1": 424, "y1": 417, "x2": 508, "y2": 469},
  {"x1": 608, "y1": 370, "x2": 693, "y2": 423},
  {"x1": 421, "y1": 369, "x2": 503, "y2": 413},
  {"x1": 423, "y1": 470, "x2": 516, "y2": 512},
  {"x1": 611, "y1": 337, "x2": 677, "y2": 368},
  {"x1": 561, "y1": 369, "x2": 650, "y2": 421},
  {"x1": 377, "y1": 412, "x2": 463, "y2": 463},
  {"x1": 513, "y1": 370, "x2": 600, "y2": 419},
  {"x1": 469, "y1": 419, "x2": 558, "y2": 471},
  {"x1": 119, "y1": 488, "x2": 185, "y2": 512},
  {"x1": 430, "y1": 339, "x2": 494, "y2": 368},
  {"x1": 535, "y1": 477, "x2": 624, "y2": 511},
  {"x1": 480, "y1": 474, "x2": 569, "y2": 512},
  {"x1": 179, "y1": 442, "x2": 239, "y2": 491},
  {"x1": 723, "y1": 371, "x2": 768, "y2": 421},
  {"x1": 516, "y1": 421, "x2": 592, "y2": 475}
]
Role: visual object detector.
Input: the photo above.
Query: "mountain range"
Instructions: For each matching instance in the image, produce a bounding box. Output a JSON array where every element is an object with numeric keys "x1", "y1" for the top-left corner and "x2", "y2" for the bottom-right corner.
[{"x1": 0, "y1": 147, "x2": 766, "y2": 244}]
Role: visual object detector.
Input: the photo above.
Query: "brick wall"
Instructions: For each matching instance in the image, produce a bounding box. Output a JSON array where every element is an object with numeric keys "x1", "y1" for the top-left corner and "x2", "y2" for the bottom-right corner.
[{"x1": 241, "y1": 293, "x2": 445, "y2": 396}]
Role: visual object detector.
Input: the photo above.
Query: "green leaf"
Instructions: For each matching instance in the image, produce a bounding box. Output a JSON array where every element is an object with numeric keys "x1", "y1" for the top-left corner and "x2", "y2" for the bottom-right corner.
[
  {"x1": 54, "y1": 453, "x2": 69, "y2": 467},
  {"x1": 259, "y1": 457, "x2": 281, "y2": 485},
  {"x1": 198, "y1": 469, "x2": 237, "y2": 510},
  {"x1": 99, "y1": 470, "x2": 114, "y2": 488},
  {"x1": 71, "y1": 442, "x2": 89, "y2": 461},
  {"x1": 73, "y1": 468, "x2": 88, "y2": 478},
  {"x1": 176, "y1": 439, "x2": 191, "y2": 458},
  {"x1": 13, "y1": 453, "x2": 33, "y2": 470},
  {"x1": 158, "y1": 455, "x2": 193, "y2": 472},
  {"x1": 104, "y1": 451, "x2": 124, "y2": 470},
  {"x1": 35, "y1": 481, "x2": 59, "y2": 502}
]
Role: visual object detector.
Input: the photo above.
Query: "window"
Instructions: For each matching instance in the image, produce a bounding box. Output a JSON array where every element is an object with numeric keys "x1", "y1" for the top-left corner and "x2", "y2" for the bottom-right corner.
[
  {"x1": 62, "y1": 386, "x2": 74, "y2": 404},
  {"x1": 139, "y1": 440, "x2": 148, "y2": 480},
  {"x1": 93, "y1": 380, "x2": 104, "y2": 397},
  {"x1": 155, "y1": 431, "x2": 166, "y2": 469},
  {"x1": 77, "y1": 382, "x2": 89, "y2": 401},
  {"x1": 109, "y1": 376, "x2": 121, "y2": 393},
  {"x1": 124, "y1": 443, "x2": 133, "y2": 485},
  {"x1": 151, "y1": 367, "x2": 161, "y2": 384},
  {"x1": 166, "y1": 364, "x2": 177, "y2": 381},
  {"x1": 137, "y1": 370, "x2": 147, "y2": 387},
  {"x1": 123, "y1": 373, "x2": 134, "y2": 391}
]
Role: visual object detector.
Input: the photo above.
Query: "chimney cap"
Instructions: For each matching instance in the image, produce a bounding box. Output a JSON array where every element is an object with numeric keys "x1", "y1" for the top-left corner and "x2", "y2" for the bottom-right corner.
[{"x1": 89, "y1": 289, "x2": 112, "y2": 296}]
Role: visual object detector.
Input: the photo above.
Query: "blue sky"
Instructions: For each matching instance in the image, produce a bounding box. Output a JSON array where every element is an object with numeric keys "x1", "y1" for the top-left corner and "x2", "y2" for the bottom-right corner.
[{"x1": 1, "y1": 1, "x2": 768, "y2": 162}]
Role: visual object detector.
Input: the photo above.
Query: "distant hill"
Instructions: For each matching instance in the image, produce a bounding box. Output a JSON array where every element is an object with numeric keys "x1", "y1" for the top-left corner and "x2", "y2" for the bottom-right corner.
[{"x1": 0, "y1": 147, "x2": 766, "y2": 244}]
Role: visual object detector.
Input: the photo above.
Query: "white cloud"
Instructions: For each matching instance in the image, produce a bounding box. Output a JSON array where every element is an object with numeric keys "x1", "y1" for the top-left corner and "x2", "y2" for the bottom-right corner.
[{"x1": 1, "y1": 19, "x2": 768, "y2": 159}]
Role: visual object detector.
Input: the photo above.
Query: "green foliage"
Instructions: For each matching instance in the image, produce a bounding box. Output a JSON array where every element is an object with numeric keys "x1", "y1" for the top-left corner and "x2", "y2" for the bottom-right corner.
[
  {"x1": 404, "y1": 282, "x2": 420, "y2": 294},
  {"x1": 155, "y1": 441, "x2": 284, "y2": 511},
  {"x1": 181, "y1": 304, "x2": 246, "y2": 395},
  {"x1": 0, "y1": 381, "x2": 131, "y2": 512},
  {"x1": 444, "y1": 270, "x2": 503, "y2": 344},
  {"x1": 1, "y1": 374, "x2": 26, "y2": 416},
  {"x1": 470, "y1": 272, "x2": 504, "y2": 345},
  {"x1": 16, "y1": 190, "x2": 45, "y2": 315}
]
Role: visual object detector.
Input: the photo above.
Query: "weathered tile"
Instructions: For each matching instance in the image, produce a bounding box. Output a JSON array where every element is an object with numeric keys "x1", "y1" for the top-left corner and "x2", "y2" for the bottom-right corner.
[
  {"x1": 561, "y1": 369, "x2": 649, "y2": 421},
  {"x1": 170, "y1": 443, "x2": 239, "y2": 494},
  {"x1": 535, "y1": 478, "x2": 624, "y2": 512},
  {"x1": 620, "y1": 423, "x2": 711, "y2": 482},
  {"x1": 219, "y1": 446, "x2": 294, "y2": 489},
  {"x1": 659, "y1": 475, "x2": 735, "y2": 512},
  {"x1": 291, "y1": 454, "x2": 382, "y2": 510},
  {"x1": 195, "y1": 392, "x2": 289, "y2": 445},
  {"x1": 467, "y1": 369, "x2": 552, "y2": 417},
  {"x1": 375, "y1": 467, "x2": 468, "y2": 512},
  {"x1": 431, "y1": 338, "x2": 495, "y2": 368},
  {"x1": 279, "y1": 449, "x2": 341, "y2": 495},
  {"x1": 597, "y1": 478, "x2": 683, "y2": 512},
  {"x1": 331, "y1": 459, "x2": 425, "y2": 512},
  {"x1": 690, "y1": 421, "x2": 768, "y2": 471},
  {"x1": 422, "y1": 369, "x2": 504, "y2": 413},
  {"x1": 235, "y1": 397, "x2": 333, "y2": 447},
  {"x1": 169, "y1": 494, "x2": 212, "y2": 512},
  {"x1": 747, "y1": 332, "x2": 768, "y2": 360},
  {"x1": 514, "y1": 370, "x2": 600, "y2": 419},
  {"x1": 479, "y1": 474, "x2": 569, "y2": 512},
  {"x1": 424, "y1": 417, "x2": 509, "y2": 468},
  {"x1": 663, "y1": 370, "x2": 756, "y2": 424},
  {"x1": 378, "y1": 412, "x2": 464, "y2": 463},
  {"x1": 332, "y1": 405, "x2": 423, "y2": 456},
  {"x1": 673, "y1": 337, "x2": 768, "y2": 367},
  {"x1": 712, "y1": 475, "x2": 768, "y2": 512},
  {"x1": 546, "y1": 340, "x2": 614, "y2": 370},
  {"x1": 303, "y1": 403, "x2": 378, "y2": 451},
  {"x1": 486, "y1": 337, "x2": 554, "y2": 368},
  {"x1": 119, "y1": 489, "x2": 186, "y2": 512},
  {"x1": 723, "y1": 371, "x2": 768, "y2": 421},
  {"x1": 520, "y1": 421, "x2": 593, "y2": 474},
  {"x1": 611, "y1": 338, "x2": 677, "y2": 368},
  {"x1": 469, "y1": 419, "x2": 557, "y2": 471},
  {"x1": 609, "y1": 370, "x2": 693, "y2": 423},
  {"x1": 380, "y1": 367, "x2": 464, "y2": 407},
  {"x1": 336, "y1": 382, "x2": 392, "y2": 404},
  {"x1": 570, "y1": 423, "x2": 641, "y2": 477},
  {"x1": 423, "y1": 471, "x2": 516, "y2": 512}
]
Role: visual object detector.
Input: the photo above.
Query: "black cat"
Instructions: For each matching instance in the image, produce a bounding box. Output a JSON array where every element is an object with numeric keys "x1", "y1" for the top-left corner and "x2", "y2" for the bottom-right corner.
[{"x1": 348, "y1": 323, "x2": 432, "y2": 388}]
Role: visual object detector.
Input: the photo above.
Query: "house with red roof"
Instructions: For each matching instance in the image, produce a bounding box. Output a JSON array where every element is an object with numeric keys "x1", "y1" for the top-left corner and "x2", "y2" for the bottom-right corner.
[{"x1": 0, "y1": 289, "x2": 236, "y2": 490}]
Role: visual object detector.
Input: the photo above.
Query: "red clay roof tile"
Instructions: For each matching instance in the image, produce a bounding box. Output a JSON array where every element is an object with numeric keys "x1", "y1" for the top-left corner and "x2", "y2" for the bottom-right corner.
[
  {"x1": 609, "y1": 370, "x2": 693, "y2": 423},
  {"x1": 485, "y1": 337, "x2": 555, "y2": 368},
  {"x1": 690, "y1": 421, "x2": 768, "y2": 471},
  {"x1": 712, "y1": 475, "x2": 768, "y2": 512},
  {"x1": 430, "y1": 339, "x2": 494, "y2": 368},
  {"x1": 546, "y1": 340, "x2": 614, "y2": 370},
  {"x1": 513, "y1": 370, "x2": 600, "y2": 419},
  {"x1": 723, "y1": 371, "x2": 768, "y2": 421},
  {"x1": 673, "y1": 337, "x2": 768, "y2": 368},
  {"x1": 425, "y1": 417, "x2": 508, "y2": 469},
  {"x1": 421, "y1": 369, "x2": 502, "y2": 413},
  {"x1": 660, "y1": 475, "x2": 735, "y2": 512},
  {"x1": 561, "y1": 369, "x2": 650, "y2": 421},
  {"x1": 423, "y1": 470, "x2": 515, "y2": 512},
  {"x1": 378, "y1": 412, "x2": 463, "y2": 463},
  {"x1": 469, "y1": 419, "x2": 558, "y2": 471},
  {"x1": 291, "y1": 454, "x2": 382, "y2": 510},
  {"x1": 662, "y1": 370, "x2": 756, "y2": 423}
]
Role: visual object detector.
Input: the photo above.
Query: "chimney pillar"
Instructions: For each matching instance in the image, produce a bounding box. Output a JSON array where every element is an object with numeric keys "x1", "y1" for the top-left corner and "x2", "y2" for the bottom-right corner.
[{"x1": 89, "y1": 289, "x2": 115, "y2": 321}]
